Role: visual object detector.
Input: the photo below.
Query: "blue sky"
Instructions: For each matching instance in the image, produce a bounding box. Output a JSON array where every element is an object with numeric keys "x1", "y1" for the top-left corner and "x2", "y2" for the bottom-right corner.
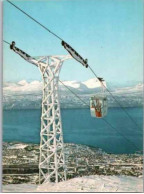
[{"x1": 3, "y1": 0, "x2": 143, "y2": 83}]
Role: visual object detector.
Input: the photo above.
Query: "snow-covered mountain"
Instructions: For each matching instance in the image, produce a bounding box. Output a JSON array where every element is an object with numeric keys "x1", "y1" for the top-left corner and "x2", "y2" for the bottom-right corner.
[
  {"x1": 3, "y1": 78, "x2": 143, "y2": 109},
  {"x1": 3, "y1": 78, "x2": 105, "y2": 93}
]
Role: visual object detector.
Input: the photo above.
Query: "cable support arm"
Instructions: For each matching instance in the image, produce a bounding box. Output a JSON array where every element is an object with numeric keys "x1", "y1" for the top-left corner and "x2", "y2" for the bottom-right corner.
[
  {"x1": 10, "y1": 41, "x2": 38, "y2": 67},
  {"x1": 61, "y1": 41, "x2": 88, "y2": 68}
]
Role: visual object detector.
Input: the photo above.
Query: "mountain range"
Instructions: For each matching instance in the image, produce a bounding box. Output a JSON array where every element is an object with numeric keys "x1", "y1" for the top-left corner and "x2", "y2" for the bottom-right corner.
[{"x1": 3, "y1": 78, "x2": 143, "y2": 109}]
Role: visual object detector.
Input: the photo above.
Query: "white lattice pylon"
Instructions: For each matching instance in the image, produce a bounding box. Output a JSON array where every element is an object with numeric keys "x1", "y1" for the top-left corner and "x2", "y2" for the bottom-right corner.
[{"x1": 38, "y1": 55, "x2": 72, "y2": 184}]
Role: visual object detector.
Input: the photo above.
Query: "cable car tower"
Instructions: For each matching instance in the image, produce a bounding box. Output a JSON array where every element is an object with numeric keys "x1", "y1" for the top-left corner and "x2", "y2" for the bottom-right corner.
[
  {"x1": 6, "y1": 2, "x2": 141, "y2": 184},
  {"x1": 9, "y1": 42, "x2": 71, "y2": 184},
  {"x1": 38, "y1": 55, "x2": 71, "y2": 184}
]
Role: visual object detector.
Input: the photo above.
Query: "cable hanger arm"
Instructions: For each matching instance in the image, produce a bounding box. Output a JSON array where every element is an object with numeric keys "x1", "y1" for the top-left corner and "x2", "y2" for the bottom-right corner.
[{"x1": 10, "y1": 41, "x2": 38, "y2": 67}]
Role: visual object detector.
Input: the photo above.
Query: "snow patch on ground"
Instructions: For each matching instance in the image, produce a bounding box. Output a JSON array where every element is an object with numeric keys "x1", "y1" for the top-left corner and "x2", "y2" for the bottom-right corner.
[
  {"x1": 8, "y1": 144, "x2": 28, "y2": 149},
  {"x1": 3, "y1": 175, "x2": 143, "y2": 192}
]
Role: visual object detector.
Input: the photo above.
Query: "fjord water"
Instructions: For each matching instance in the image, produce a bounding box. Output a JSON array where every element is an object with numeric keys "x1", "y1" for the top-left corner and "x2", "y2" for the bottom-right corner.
[{"x1": 3, "y1": 108, "x2": 143, "y2": 154}]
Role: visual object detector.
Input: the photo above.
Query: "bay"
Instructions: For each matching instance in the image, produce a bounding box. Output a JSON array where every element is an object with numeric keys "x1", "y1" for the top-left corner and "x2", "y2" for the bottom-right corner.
[{"x1": 3, "y1": 107, "x2": 143, "y2": 154}]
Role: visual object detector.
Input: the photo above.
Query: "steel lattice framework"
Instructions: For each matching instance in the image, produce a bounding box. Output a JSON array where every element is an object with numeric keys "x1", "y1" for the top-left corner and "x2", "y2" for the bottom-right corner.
[{"x1": 37, "y1": 55, "x2": 71, "y2": 184}]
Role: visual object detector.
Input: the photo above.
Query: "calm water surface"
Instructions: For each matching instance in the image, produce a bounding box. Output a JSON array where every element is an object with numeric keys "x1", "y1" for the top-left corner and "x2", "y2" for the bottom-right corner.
[{"x1": 3, "y1": 107, "x2": 143, "y2": 154}]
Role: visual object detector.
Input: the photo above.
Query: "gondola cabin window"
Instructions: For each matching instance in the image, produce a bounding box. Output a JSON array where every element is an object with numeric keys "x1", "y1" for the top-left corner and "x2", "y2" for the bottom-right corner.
[{"x1": 90, "y1": 96, "x2": 108, "y2": 118}]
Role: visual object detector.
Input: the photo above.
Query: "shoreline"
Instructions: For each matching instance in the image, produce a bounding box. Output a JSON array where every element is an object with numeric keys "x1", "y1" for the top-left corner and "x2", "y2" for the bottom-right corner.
[{"x1": 3, "y1": 140, "x2": 143, "y2": 155}]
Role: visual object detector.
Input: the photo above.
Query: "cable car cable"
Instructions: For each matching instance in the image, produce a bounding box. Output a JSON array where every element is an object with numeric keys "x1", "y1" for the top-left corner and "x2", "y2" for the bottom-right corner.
[
  {"x1": 3, "y1": 40, "x2": 10, "y2": 45},
  {"x1": 6, "y1": 0, "x2": 141, "y2": 131},
  {"x1": 105, "y1": 82, "x2": 142, "y2": 133},
  {"x1": 102, "y1": 118, "x2": 140, "y2": 150},
  {"x1": 59, "y1": 80, "x2": 88, "y2": 106},
  {"x1": 6, "y1": 0, "x2": 63, "y2": 41}
]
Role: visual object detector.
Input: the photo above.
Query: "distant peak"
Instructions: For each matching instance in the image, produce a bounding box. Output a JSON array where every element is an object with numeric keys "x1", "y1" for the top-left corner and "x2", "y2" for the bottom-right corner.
[{"x1": 18, "y1": 80, "x2": 28, "y2": 86}]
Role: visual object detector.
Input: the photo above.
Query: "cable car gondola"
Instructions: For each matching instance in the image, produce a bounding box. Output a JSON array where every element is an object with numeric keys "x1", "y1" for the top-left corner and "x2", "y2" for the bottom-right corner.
[{"x1": 90, "y1": 78, "x2": 108, "y2": 118}]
